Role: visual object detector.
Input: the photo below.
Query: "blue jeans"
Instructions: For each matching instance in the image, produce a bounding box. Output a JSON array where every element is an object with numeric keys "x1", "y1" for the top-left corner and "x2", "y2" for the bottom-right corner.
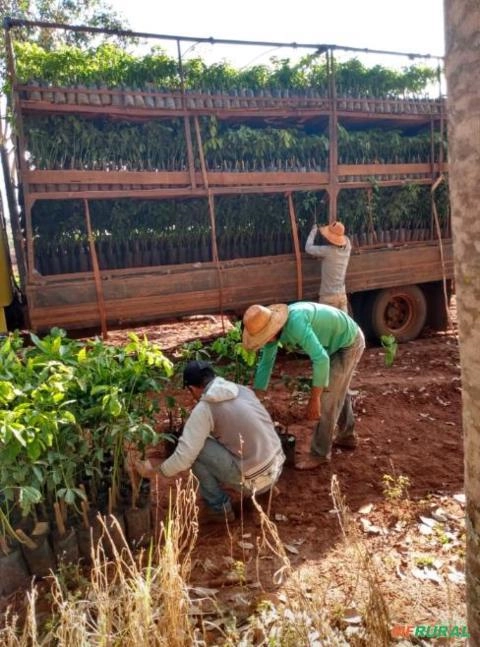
[
  {"x1": 311, "y1": 330, "x2": 366, "y2": 458},
  {"x1": 191, "y1": 438, "x2": 242, "y2": 514}
]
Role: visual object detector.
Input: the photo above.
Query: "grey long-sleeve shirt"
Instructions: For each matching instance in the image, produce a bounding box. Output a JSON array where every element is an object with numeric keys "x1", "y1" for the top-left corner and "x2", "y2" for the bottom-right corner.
[
  {"x1": 305, "y1": 227, "x2": 351, "y2": 296},
  {"x1": 160, "y1": 377, "x2": 283, "y2": 481}
]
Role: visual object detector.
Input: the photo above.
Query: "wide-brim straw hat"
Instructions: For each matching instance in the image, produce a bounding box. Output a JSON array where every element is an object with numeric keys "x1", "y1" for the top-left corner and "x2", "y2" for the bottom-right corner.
[
  {"x1": 319, "y1": 221, "x2": 347, "y2": 247},
  {"x1": 242, "y1": 303, "x2": 289, "y2": 351}
]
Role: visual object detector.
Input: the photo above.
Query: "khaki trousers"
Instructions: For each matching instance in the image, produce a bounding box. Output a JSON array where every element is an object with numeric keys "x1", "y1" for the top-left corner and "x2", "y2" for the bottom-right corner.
[
  {"x1": 319, "y1": 293, "x2": 349, "y2": 313},
  {"x1": 310, "y1": 329, "x2": 366, "y2": 459}
]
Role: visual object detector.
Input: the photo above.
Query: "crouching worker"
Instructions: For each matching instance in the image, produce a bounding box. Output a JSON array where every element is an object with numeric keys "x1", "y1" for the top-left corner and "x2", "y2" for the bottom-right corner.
[{"x1": 134, "y1": 360, "x2": 285, "y2": 523}]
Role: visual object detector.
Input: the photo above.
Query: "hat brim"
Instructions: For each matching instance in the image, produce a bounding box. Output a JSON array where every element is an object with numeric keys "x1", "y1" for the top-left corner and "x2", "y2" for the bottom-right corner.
[
  {"x1": 319, "y1": 225, "x2": 346, "y2": 247},
  {"x1": 242, "y1": 303, "x2": 289, "y2": 351}
]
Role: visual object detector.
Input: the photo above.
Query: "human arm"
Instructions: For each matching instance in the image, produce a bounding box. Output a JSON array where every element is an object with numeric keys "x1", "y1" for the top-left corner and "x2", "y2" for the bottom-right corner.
[
  {"x1": 130, "y1": 404, "x2": 213, "y2": 479},
  {"x1": 305, "y1": 225, "x2": 328, "y2": 258},
  {"x1": 252, "y1": 342, "x2": 279, "y2": 391},
  {"x1": 159, "y1": 402, "x2": 213, "y2": 477}
]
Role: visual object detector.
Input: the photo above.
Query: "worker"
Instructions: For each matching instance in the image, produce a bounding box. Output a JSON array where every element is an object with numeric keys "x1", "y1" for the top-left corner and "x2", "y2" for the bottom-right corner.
[
  {"x1": 132, "y1": 360, "x2": 285, "y2": 523},
  {"x1": 242, "y1": 301, "x2": 365, "y2": 470},
  {"x1": 305, "y1": 221, "x2": 351, "y2": 312}
]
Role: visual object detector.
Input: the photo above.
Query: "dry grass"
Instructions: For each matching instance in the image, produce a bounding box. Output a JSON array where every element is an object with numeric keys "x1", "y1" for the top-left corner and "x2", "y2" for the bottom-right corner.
[
  {"x1": 329, "y1": 475, "x2": 391, "y2": 647},
  {"x1": 0, "y1": 474, "x2": 199, "y2": 647},
  {"x1": 1, "y1": 474, "x2": 448, "y2": 646}
]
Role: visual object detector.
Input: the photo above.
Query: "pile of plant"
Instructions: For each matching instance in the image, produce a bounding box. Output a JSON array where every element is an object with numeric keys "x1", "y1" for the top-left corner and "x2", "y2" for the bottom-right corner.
[
  {"x1": 11, "y1": 39, "x2": 448, "y2": 275},
  {"x1": 12, "y1": 41, "x2": 439, "y2": 97},
  {"x1": 31, "y1": 193, "x2": 313, "y2": 273},
  {"x1": 24, "y1": 115, "x2": 187, "y2": 172},
  {"x1": 174, "y1": 321, "x2": 257, "y2": 386},
  {"x1": 24, "y1": 113, "x2": 445, "y2": 174},
  {"x1": 0, "y1": 328, "x2": 173, "y2": 547},
  {"x1": 338, "y1": 182, "x2": 450, "y2": 244},
  {"x1": 30, "y1": 182, "x2": 450, "y2": 275}
]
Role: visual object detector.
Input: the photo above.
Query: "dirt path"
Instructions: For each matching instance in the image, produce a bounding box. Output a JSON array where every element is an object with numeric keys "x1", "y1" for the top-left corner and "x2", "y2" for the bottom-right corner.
[{"x1": 107, "y1": 309, "x2": 466, "y2": 641}]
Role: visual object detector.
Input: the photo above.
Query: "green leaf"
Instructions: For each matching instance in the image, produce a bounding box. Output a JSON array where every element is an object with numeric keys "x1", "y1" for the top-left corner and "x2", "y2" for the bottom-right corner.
[{"x1": 18, "y1": 486, "x2": 42, "y2": 515}]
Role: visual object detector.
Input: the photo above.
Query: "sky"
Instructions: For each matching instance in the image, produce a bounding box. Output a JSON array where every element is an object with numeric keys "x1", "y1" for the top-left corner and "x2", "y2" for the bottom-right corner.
[{"x1": 110, "y1": 0, "x2": 445, "y2": 70}]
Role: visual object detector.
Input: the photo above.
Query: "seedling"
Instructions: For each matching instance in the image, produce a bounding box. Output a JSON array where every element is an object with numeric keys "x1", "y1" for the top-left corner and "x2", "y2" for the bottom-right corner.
[
  {"x1": 209, "y1": 322, "x2": 256, "y2": 385},
  {"x1": 382, "y1": 473, "x2": 410, "y2": 501},
  {"x1": 380, "y1": 334, "x2": 398, "y2": 367},
  {"x1": 233, "y1": 559, "x2": 246, "y2": 586}
]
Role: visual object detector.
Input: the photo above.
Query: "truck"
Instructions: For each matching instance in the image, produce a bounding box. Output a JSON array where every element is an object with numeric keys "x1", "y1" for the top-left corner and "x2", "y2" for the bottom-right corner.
[{"x1": 1, "y1": 19, "x2": 453, "y2": 341}]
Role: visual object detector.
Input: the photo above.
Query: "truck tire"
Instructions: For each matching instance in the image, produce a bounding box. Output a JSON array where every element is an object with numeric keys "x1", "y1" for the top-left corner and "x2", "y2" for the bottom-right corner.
[{"x1": 369, "y1": 285, "x2": 427, "y2": 342}]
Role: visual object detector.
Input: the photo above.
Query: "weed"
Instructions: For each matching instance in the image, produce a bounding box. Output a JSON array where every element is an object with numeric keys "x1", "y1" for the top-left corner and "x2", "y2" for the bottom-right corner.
[
  {"x1": 233, "y1": 559, "x2": 246, "y2": 586},
  {"x1": 433, "y1": 523, "x2": 452, "y2": 545},
  {"x1": 414, "y1": 555, "x2": 435, "y2": 568},
  {"x1": 382, "y1": 473, "x2": 411, "y2": 501},
  {"x1": 330, "y1": 475, "x2": 391, "y2": 646}
]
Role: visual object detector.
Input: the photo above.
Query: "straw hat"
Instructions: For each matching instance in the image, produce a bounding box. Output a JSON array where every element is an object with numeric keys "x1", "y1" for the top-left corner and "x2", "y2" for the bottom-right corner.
[
  {"x1": 319, "y1": 221, "x2": 347, "y2": 247},
  {"x1": 242, "y1": 304, "x2": 289, "y2": 351}
]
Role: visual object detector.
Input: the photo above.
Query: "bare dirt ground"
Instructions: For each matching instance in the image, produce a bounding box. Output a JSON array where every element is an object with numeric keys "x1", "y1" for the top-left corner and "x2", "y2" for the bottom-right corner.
[
  {"x1": 1, "y1": 305, "x2": 462, "y2": 644},
  {"x1": 106, "y1": 301, "x2": 466, "y2": 645}
]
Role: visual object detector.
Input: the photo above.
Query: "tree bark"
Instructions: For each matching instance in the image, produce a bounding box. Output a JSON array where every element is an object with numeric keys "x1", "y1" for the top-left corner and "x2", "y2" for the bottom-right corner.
[{"x1": 444, "y1": 1, "x2": 480, "y2": 642}]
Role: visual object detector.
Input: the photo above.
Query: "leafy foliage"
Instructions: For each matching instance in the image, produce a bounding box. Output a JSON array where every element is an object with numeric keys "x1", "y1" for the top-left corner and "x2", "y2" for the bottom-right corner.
[
  {"x1": 380, "y1": 334, "x2": 398, "y2": 367},
  {"x1": 209, "y1": 322, "x2": 257, "y2": 385},
  {"x1": 1, "y1": 0, "x2": 128, "y2": 88},
  {"x1": 174, "y1": 322, "x2": 257, "y2": 386},
  {"x1": 0, "y1": 328, "x2": 173, "y2": 534},
  {"x1": 13, "y1": 40, "x2": 438, "y2": 97}
]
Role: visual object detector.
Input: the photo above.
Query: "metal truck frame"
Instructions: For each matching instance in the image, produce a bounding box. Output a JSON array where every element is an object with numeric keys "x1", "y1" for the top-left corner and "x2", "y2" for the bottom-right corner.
[{"x1": 1, "y1": 20, "x2": 453, "y2": 341}]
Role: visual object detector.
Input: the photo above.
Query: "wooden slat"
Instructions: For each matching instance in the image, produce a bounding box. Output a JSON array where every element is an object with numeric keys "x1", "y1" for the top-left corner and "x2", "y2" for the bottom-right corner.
[
  {"x1": 25, "y1": 242, "x2": 454, "y2": 333},
  {"x1": 338, "y1": 163, "x2": 448, "y2": 176},
  {"x1": 26, "y1": 169, "x2": 330, "y2": 187},
  {"x1": 26, "y1": 169, "x2": 191, "y2": 185}
]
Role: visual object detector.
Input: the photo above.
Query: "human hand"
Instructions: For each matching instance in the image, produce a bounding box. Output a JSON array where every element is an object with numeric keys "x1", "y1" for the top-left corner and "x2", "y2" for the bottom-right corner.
[
  {"x1": 306, "y1": 396, "x2": 321, "y2": 421},
  {"x1": 134, "y1": 457, "x2": 163, "y2": 479}
]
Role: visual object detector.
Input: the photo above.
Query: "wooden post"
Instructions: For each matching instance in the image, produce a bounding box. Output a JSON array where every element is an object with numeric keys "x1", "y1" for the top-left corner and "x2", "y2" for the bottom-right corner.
[
  {"x1": 287, "y1": 193, "x2": 303, "y2": 300},
  {"x1": 431, "y1": 175, "x2": 451, "y2": 329},
  {"x1": 177, "y1": 40, "x2": 196, "y2": 189},
  {"x1": 430, "y1": 117, "x2": 436, "y2": 238},
  {"x1": 83, "y1": 199, "x2": 108, "y2": 339},
  {"x1": 194, "y1": 116, "x2": 225, "y2": 330},
  {"x1": 79, "y1": 484, "x2": 90, "y2": 529},
  {"x1": 0, "y1": 536, "x2": 10, "y2": 555},
  {"x1": 80, "y1": 501, "x2": 90, "y2": 530},
  {"x1": 327, "y1": 49, "x2": 339, "y2": 224}
]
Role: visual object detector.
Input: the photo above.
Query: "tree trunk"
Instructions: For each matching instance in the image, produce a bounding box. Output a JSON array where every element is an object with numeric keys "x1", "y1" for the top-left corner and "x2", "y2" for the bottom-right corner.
[{"x1": 445, "y1": 1, "x2": 480, "y2": 641}]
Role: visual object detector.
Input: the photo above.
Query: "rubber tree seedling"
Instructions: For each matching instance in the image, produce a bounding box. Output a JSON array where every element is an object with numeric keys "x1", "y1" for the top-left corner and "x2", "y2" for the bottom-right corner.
[{"x1": 381, "y1": 334, "x2": 398, "y2": 367}]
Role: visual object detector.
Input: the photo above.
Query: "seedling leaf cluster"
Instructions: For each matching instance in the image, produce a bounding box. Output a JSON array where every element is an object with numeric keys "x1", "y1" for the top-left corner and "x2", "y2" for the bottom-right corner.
[{"x1": 0, "y1": 328, "x2": 173, "y2": 542}]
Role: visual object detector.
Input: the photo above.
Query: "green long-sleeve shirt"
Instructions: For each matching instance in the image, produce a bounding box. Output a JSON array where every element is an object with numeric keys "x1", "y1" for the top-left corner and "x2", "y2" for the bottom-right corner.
[{"x1": 253, "y1": 301, "x2": 360, "y2": 390}]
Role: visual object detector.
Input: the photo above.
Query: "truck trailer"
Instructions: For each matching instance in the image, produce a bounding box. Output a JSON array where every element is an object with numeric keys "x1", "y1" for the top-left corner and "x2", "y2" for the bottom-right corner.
[{"x1": 1, "y1": 19, "x2": 452, "y2": 341}]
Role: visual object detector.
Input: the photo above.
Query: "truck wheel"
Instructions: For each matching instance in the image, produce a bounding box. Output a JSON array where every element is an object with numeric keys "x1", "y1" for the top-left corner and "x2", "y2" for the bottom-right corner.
[{"x1": 369, "y1": 285, "x2": 427, "y2": 342}]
